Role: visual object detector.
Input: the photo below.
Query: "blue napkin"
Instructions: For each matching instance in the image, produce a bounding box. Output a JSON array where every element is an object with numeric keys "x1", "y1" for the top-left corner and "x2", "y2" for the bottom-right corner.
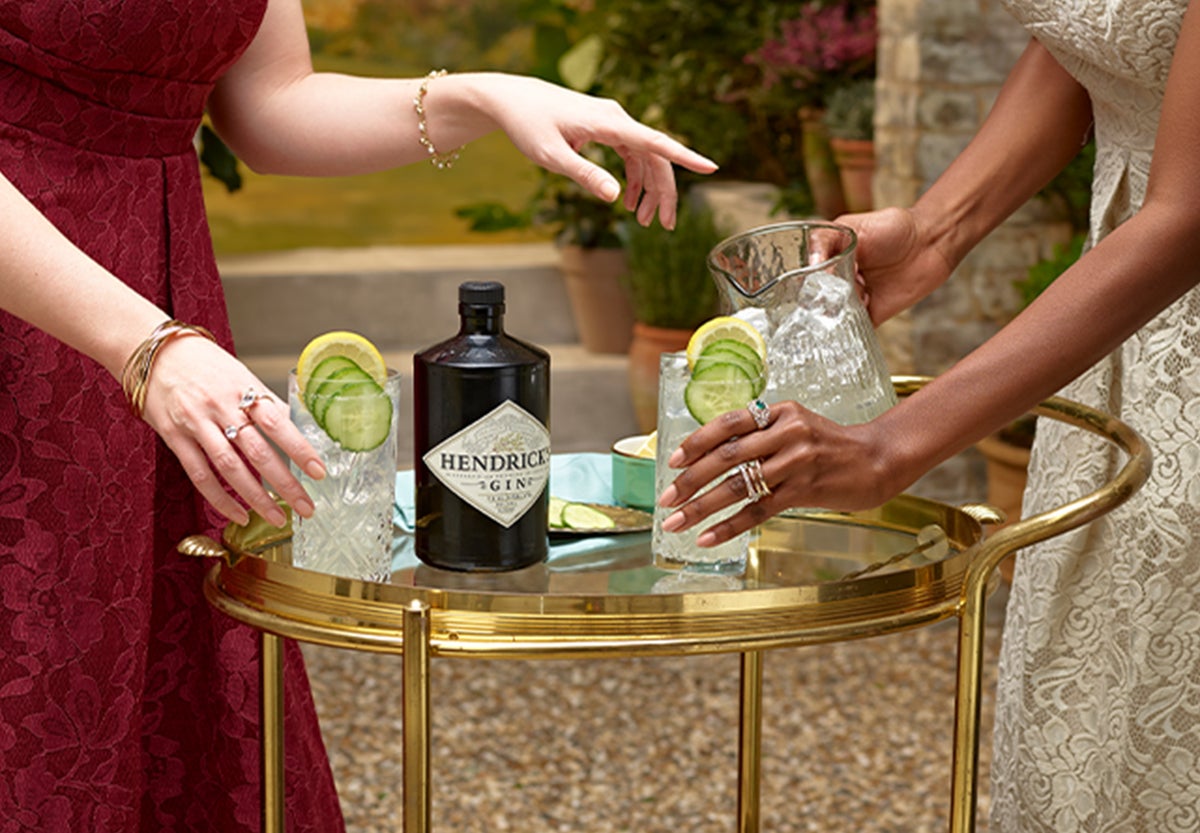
[{"x1": 393, "y1": 453, "x2": 646, "y2": 565}]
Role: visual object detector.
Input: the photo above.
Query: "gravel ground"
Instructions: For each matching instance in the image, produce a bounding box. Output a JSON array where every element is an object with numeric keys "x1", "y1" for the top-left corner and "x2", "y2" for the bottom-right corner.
[{"x1": 301, "y1": 585, "x2": 1008, "y2": 833}]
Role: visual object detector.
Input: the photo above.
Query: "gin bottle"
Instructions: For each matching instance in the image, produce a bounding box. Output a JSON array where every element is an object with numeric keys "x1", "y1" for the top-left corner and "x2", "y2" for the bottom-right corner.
[{"x1": 414, "y1": 281, "x2": 551, "y2": 571}]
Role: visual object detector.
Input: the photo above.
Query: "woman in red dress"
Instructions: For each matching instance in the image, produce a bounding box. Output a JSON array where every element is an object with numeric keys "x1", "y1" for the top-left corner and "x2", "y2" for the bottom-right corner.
[{"x1": 0, "y1": 1, "x2": 715, "y2": 829}]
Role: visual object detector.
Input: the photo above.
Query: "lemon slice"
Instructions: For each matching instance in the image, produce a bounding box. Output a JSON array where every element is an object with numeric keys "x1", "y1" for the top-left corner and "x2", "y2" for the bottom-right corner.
[
  {"x1": 634, "y1": 431, "x2": 657, "y2": 459},
  {"x1": 296, "y1": 331, "x2": 387, "y2": 396},
  {"x1": 686, "y1": 316, "x2": 767, "y2": 369}
]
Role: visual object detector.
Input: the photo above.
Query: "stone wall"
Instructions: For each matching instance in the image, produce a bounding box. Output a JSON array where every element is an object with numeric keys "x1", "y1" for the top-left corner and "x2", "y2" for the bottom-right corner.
[{"x1": 874, "y1": 0, "x2": 1074, "y2": 502}]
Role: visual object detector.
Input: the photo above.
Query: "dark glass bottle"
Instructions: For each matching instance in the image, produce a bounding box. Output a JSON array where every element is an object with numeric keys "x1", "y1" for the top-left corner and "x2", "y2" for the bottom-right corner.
[{"x1": 414, "y1": 281, "x2": 550, "y2": 571}]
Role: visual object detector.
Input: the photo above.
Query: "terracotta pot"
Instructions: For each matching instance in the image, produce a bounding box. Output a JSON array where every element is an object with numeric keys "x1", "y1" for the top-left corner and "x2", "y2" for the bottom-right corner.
[
  {"x1": 558, "y1": 245, "x2": 635, "y2": 354},
  {"x1": 798, "y1": 108, "x2": 847, "y2": 219},
  {"x1": 830, "y1": 137, "x2": 875, "y2": 213},
  {"x1": 976, "y1": 432, "x2": 1032, "y2": 582},
  {"x1": 627, "y1": 322, "x2": 693, "y2": 434}
]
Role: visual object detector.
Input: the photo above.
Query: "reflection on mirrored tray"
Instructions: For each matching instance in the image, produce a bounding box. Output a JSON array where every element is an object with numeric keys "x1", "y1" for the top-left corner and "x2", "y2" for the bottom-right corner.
[{"x1": 387, "y1": 518, "x2": 959, "y2": 598}]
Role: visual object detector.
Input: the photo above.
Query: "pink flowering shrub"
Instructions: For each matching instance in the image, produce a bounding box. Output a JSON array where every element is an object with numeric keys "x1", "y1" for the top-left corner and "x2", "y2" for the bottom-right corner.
[{"x1": 747, "y1": 1, "x2": 877, "y2": 108}]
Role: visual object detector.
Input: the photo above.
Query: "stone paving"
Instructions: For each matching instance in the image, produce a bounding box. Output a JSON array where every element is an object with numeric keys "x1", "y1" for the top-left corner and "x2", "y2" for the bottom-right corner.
[{"x1": 301, "y1": 584, "x2": 1008, "y2": 832}]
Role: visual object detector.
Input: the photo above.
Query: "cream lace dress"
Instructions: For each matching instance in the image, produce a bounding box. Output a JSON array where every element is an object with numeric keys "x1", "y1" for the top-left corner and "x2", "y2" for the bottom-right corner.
[{"x1": 990, "y1": 2, "x2": 1199, "y2": 832}]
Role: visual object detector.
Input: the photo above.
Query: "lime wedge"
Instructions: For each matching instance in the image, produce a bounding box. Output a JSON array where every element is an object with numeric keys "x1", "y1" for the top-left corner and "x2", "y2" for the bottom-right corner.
[
  {"x1": 562, "y1": 503, "x2": 617, "y2": 531},
  {"x1": 684, "y1": 361, "x2": 757, "y2": 425}
]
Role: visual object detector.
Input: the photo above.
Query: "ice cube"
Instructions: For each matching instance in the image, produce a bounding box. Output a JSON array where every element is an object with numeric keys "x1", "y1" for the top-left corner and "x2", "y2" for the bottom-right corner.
[{"x1": 732, "y1": 307, "x2": 774, "y2": 341}]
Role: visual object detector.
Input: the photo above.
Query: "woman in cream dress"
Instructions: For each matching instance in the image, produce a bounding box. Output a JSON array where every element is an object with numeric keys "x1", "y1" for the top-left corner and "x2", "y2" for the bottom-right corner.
[{"x1": 657, "y1": 2, "x2": 1199, "y2": 830}]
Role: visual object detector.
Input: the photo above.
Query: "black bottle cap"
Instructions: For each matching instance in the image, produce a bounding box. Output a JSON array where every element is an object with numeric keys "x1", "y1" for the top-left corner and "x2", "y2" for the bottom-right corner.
[{"x1": 459, "y1": 281, "x2": 505, "y2": 306}]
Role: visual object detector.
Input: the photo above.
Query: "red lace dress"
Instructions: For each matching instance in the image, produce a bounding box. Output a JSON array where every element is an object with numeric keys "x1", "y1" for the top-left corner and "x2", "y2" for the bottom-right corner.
[{"x1": 0, "y1": 3, "x2": 344, "y2": 830}]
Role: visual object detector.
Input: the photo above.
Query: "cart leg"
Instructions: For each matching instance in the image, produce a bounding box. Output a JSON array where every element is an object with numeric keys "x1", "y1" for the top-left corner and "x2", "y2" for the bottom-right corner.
[
  {"x1": 738, "y1": 650, "x2": 763, "y2": 833},
  {"x1": 949, "y1": 577, "x2": 992, "y2": 833},
  {"x1": 403, "y1": 600, "x2": 432, "y2": 833},
  {"x1": 262, "y1": 632, "x2": 285, "y2": 833}
]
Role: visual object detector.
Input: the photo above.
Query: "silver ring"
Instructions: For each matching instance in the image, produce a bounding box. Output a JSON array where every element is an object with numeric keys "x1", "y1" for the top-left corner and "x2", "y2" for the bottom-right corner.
[
  {"x1": 747, "y1": 399, "x2": 770, "y2": 430},
  {"x1": 738, "y1": 458, "x2": 771, "y2": 503},
  {"x1": 237, "y1": 385, "x2": 272, "y2": 413},
  {"x1": 224, "y1": 421, "x2": 252, "y2": 441}
]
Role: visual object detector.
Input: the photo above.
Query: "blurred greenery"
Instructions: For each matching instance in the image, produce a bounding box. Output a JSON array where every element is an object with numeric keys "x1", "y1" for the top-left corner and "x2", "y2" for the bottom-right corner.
[
  {"x1": 204, "y1": 1, "x2": 885, "y2": 253},
  {"x1": 202, "y1": 50, "x2": 547, "y2": 253},
  {"x1": 620, "y1": 202, "x2": 727, "y2": 329}
]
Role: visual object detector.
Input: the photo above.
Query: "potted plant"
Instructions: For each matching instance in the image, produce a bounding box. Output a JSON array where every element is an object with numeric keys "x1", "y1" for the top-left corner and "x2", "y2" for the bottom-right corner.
[
  {"x1": 456, "y1": 158, "x2": 636, "y2": 355},
  {"x1": 823, "y1": 78, "x2": 875, "y2": 212},
  {"x1": 620, "y1": 200, "x2": 726, "y2": 431},
  {"x1": 745, "y1": 0, "x2": 877, "y2": 218}
]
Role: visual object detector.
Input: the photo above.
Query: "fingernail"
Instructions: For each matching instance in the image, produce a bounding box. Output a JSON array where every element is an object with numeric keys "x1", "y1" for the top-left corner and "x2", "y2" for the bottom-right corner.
[
  {"x1": 306, "y1": 460, "x2": 326, "y2": 480},
  {"x1": 662, "y1": 511, "x2": 685, "y2": 532},
  {"x1": 697, "y1": 530, "x2": 717, "y2": 547},
  {"x1": 598, "y1": 179, "x2": 619, "y2": 202},
  {"x1": 658, "y1": 485, "x2": 678, "y2": 507},
  {"x1": 294, "y1": 498, "x2": 315, "y2": 519},
  {"x1": 668, "y1": 448, "x2": 685, "y2": 467},
  {"x1": 268, "y1": 508, "x2": 288, "y2": 528}
]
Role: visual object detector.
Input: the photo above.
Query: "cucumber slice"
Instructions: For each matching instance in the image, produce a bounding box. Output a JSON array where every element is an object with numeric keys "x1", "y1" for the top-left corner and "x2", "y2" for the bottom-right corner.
[
  {"x1": 320, "y1": 378, "x2": 393, "y2": 452},
  {"x1": 310, "y1": 365, "x2": 373, "y2": 426},
  {"x1": 684, "y1": 361, "x2": 757, "y2": 425},
  {"x1": 562, "y1": 503, "x2": 617, "y2": 531},
  {"x1": 303, "y1": 355, "x2": 360, "y2": 413},
  {"x1": 700, "y1": 338, "x2": 765, "y2": 373},
  {"x1": 694, "y1": 350, "x2": 766, "y2": 397},
  {"x1": 548, "y1": 496, "x2": 569, "y2": 528}
]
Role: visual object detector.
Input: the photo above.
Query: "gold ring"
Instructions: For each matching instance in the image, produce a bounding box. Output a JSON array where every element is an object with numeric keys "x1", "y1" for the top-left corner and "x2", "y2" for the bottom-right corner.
[
  {"x1": 237, "y1": 385, "x2": 273, "y2": 413},
  {"x1": 738, "y1": 458, "x2": 771, "y2": 502},
  {"x1": 224, "y1": 420, "x2": 253, "y2": 441}
]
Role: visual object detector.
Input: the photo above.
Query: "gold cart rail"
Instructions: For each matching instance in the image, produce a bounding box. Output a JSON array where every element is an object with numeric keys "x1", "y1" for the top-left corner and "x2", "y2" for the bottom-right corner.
[{"x1": 180, "y1": 377, "x2": 1150, "y2": 833}]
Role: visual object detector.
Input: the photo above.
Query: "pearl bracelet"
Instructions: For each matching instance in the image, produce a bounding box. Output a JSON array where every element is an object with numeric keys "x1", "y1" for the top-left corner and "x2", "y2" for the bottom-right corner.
[{"x1": 414, "y1": 69, "x2": 462, "y2": 170}]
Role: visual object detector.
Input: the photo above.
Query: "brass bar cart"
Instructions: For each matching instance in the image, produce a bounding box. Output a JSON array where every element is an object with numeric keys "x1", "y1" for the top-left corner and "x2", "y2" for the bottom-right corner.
[{"x1": 179, "y1": 378, "x2": 1150, "y2": 833}]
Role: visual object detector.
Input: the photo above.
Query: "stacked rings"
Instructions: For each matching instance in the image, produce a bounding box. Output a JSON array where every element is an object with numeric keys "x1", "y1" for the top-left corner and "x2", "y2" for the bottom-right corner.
[{"x1": 738, "y1": 458, "x2": 772, "y2": 503}]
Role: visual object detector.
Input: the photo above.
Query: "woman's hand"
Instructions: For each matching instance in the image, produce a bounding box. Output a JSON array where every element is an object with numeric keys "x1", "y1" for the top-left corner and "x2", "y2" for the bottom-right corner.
[
  {"x1": 473, "y1": 76, "x2": 719, "y2": 230},
  {"x1": 656, "y1": 401, "x2": 907, "y2": 547},
  {"x1": 835, "y1": 206, "x2": 955, "y2": 325},
  {"x1": 139, "y1": 335, "x2": 325, "y2": 528}
]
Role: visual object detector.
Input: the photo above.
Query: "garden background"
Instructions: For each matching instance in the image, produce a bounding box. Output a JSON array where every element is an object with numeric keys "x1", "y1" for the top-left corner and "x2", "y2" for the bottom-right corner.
[{"x1": 203, "y1": 0, "x2": 857, "y2": 253}]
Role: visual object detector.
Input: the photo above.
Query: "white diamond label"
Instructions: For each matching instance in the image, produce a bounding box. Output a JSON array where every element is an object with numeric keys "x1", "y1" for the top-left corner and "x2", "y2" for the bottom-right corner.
[{"x1": 422, "y1": 400, "x2": 551, "y2": 528}]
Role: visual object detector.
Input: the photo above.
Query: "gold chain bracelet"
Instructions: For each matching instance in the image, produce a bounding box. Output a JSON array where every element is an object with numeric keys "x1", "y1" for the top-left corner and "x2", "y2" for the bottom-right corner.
[
  {"x1": 414, "y1": 69, "x2": 462, "y2": 170},
  {"x1": 121, "y1": 319, "x2": 216, "y2": 419}
]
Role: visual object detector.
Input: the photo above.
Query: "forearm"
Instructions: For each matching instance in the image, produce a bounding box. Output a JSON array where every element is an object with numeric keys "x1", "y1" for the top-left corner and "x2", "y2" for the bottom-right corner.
[
  {"x1": 882, "y1": 198, "x2": 1200, "y2": 486},
  {"x1": 911, "y1": 38, "x2": 1093, "y2": 271},
  {"x1": 209, "y1": 70, "x2": 507, "y2": 177},
  {"x1": 0, "y1": 174, "x2": 167, "y2": 377}
]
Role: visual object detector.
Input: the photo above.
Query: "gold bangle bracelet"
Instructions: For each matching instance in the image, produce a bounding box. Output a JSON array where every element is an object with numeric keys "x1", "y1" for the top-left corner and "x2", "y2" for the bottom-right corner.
[
  {"x1": 414, "y1": 69, "x2": 462, "y2": 170},
  {"x1": 121, "y1": 318, "x2": 216, "y2": 419}
]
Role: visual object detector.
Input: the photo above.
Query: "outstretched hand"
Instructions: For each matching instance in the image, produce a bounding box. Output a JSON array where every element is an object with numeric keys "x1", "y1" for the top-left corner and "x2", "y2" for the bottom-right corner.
[
  {"x1": 139, "y1": 335, "x2": 324, "y2": 528},
  {"x1": 656, "y1": 400, "x2": 907, "y2": 547},
  {"x1": 481, "y1": 76, "x2": 719, "y2": 230}
]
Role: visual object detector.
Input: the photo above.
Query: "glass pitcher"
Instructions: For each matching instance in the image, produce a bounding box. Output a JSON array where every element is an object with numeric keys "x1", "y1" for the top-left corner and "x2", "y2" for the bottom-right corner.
[{"x1": 706, "y1": 221, "x2": 896, "y2": 424}]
